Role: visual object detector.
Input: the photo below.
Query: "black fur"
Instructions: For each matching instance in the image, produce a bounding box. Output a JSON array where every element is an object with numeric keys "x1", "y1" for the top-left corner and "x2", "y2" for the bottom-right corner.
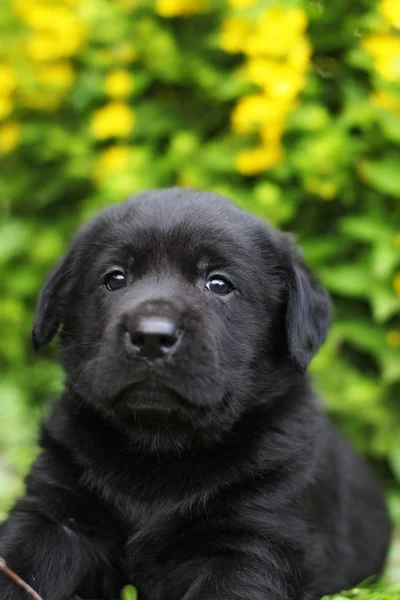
[{"x1": 0, "y1": 188, "x2": 390, "y2": 600}]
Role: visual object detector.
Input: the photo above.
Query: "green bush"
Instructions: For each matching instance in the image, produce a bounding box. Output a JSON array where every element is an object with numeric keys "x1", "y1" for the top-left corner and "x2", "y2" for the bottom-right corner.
[{"x1": 0, "y1": 0, "x2": 400, "y2": 528}]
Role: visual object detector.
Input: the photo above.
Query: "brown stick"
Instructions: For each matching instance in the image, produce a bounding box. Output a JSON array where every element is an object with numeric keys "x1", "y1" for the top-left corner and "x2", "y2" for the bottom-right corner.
[{"x1": 0, "y1": 556, "x2": 43, "y2": 600}]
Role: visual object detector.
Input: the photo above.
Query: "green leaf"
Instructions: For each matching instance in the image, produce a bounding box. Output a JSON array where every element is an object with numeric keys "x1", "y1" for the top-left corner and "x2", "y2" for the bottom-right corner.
[
  {"x1": 377, "y1": 110, "x2": 400, "y2": 144},
  {"x1": 381, "y1": 349, "x2": 400, "y2": 383},
  {"x1": 318, "y1": 265, "x2": 370, "y2": 298},
  {"x1": 370, "y1": 244, "x2": 400, "y2": 279},
  {"x1": 336, "y1": 320, "x2": 385, "y2": 354},
  {"x1": 340, "y1": 216, "x2": 393, "y2": 244},
  {"x1": 0, "y1": 220, "x2": 32, "y2": 264},
  {"x1": 301, "y1": 238, "x2": 351, "y2": 264},
  {"x1": 287, "y1": 103, "x2": 331, "y2": 131},
  {"x1": 370, "y1": 288, "x2": 400, "y2": 323},
  {"x1": 358, "y1": 155, "x2": 400, "y2": 197}
]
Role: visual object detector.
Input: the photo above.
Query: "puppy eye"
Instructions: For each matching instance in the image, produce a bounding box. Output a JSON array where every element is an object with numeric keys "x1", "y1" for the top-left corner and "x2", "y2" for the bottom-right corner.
[
  {"x1": 205, "y1": 276, "x2": 233, "y2": 295},
  {"x1": 105, "y1": 270, "x2": 126, "y2": 291}
]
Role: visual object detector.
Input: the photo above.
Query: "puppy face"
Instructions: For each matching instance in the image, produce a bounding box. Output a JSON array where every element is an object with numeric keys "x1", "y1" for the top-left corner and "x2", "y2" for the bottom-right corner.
[{"x1": 32, "y1": 188, "x2": 331, "y2": 450}]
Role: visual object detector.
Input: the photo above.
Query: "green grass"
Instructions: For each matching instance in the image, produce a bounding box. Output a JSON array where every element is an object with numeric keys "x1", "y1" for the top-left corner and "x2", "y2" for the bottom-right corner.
[{"x1": 322, "y1": 586, "x2": 400, "y2": 600}]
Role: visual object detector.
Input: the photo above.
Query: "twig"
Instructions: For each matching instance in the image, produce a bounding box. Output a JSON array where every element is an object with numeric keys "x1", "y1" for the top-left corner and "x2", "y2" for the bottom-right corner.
[{"x1": 0, "y1": 556, "x2": 43, "y2": 600}]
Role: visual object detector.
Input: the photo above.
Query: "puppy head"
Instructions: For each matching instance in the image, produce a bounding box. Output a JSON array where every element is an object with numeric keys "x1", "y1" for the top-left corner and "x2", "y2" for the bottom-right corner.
[{"x1": 32, "y1": 188, "x2": 331, "y2": 450}]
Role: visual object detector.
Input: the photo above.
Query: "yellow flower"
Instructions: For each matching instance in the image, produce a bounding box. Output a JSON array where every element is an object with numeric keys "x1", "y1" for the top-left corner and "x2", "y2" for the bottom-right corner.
[
  {"x1": 20, "y1": 3, "x2": 68, "y2": 29},
  {"x1": 379, "y1": 0, "x2": 400, "y2": 29},
  {"x1": 236, "y1": 144, "x2": 283, "y2": 175},
  {"x1": 0, "y1": 64, "x2": 17, "y2": 96},
  {"x1": 232, "y1": 94, "x2": 289, "y2": 134},
  {"x1": 386, "y1": 330, "x2": 400, "y2": 347},
  {"x1": 20, "y1": 3, "x2": 86, "y2": 62},
  {"x1": 104, "y1": 70, "x2": 133, "y2": 98},
  {"x1": 220, "y1": 17, "x2": 253, "y2": 53},
  {"x1": 36, "y1": 62, "x2": 75, "y2": 89},
  {"x1": 91, "y1": 102, "x2": 136, "y2": 139},
  {"x1": 394, "y1": 234, "x2": 400, "y2": 250},
  {"x1": 155, "y1": 0, "x2": 209, "y2": 17},
  {"x1": 287, "y1": 38, "x2": 312, "y2": 71},
  {"x1": 227, "y1": 0, "x2": 258, "y2": 8},
  {"x1": 0, "y1": 121, "x2": 20, "y2": 152},
  {"x1": 17, "y1": 1, "x2": 85, "y2": 38},
  {"x1": 371, "y1": 90, "x2": 400, "y2": 112},
  {"x1": 0, "y1": 96, "x2": 12, "y2": 120},
  {"x1": 26, "y1": 30, "x2": 85, "y2": 61},
  {"x1": 245, "y1": 58, "x2": 305, "y2": 101},
  {"x1": 260, "y1": 121, "x2": 285, "y2": 144},
  {"x1": 93, "y1": 145, "x2": 131, "y2": 182},
  {"x1": 363, "y1": 34, "x2": 395, "y2": 56},
  {"x1": 363, "y1": 34, "x2": 400, "y2": 81},
  {"x1": 245, "y1": 6, "x2": 308, "y2": 57},
  {"x1": 26, "y1": 33, "x2": 56, "y2": 61},
  {"x1": 393, "y1": 273, "x2": 400, "y2": 295},
  {"x1": 375, "y1": 55, "x2": 400, "y2": 81}
]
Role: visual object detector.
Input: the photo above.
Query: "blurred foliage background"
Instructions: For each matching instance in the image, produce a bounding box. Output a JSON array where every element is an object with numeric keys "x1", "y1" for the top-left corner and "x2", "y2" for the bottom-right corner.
[{"x1": 0, "y1": 0, "x2": 400, "y2": 575}]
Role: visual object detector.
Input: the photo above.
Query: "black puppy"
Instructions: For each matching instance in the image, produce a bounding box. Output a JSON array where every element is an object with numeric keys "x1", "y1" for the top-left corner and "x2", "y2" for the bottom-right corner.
[{"x1": 0, "y1": 188, "x2": 390, "y2": 600}]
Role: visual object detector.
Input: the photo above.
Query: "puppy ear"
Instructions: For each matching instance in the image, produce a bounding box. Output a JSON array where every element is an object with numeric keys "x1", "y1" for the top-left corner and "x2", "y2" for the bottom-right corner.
[
  {"x1": 285, "y1": 247, "x2": 331, "y2": 372},
  {"x1": 32, "y1": 251, "x2": 77, "y2": 351}
]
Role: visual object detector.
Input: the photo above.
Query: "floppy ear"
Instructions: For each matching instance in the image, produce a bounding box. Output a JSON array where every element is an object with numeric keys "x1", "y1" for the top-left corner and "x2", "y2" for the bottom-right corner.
[
  {"x1": 285, "y1": 248, "x2": 332, "y2": 372},
  {"x1": 32, "y1": 251, "x2": 77, "y2": 351}
]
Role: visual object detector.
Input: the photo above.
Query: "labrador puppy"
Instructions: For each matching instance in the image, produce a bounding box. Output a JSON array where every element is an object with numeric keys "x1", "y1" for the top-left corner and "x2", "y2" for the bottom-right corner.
[{"x1": 0, "y1": 188, "x2": 390, "y2": 600}]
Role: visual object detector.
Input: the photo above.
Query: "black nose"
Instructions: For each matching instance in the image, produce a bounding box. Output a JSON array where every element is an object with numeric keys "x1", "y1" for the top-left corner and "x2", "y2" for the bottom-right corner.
[{"x1": 128, "y1": 316, "x2": 180, "y2": 360}]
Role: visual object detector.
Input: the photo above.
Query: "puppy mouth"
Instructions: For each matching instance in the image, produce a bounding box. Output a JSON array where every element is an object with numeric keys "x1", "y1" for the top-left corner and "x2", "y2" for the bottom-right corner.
[{"x1": 114, "y1": 379, "x2": 195, "y2": 415}]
